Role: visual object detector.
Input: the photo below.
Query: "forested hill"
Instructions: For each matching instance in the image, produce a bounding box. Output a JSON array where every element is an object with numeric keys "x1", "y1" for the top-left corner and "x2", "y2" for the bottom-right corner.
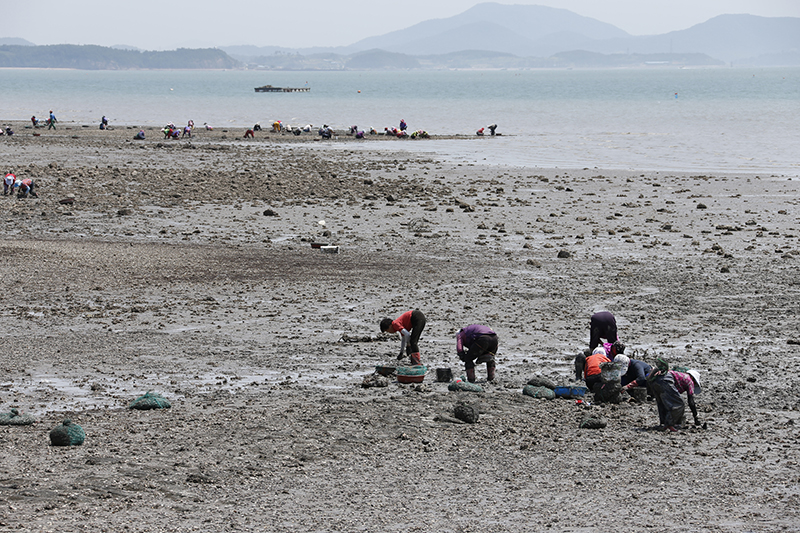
[{"x1": 0, "y1": 45, "x2": 240, "y2": 69}]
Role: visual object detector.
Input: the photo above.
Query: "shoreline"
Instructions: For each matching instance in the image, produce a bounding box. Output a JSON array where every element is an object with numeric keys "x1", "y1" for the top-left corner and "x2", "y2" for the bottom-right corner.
[{"x1": 3, "y1": 119, "x2": 797, "y2": 177}]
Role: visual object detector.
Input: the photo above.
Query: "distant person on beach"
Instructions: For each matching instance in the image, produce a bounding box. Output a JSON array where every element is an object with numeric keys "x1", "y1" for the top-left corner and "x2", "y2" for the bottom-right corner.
[
  {"x1": 16, "y1": 178, "x2": 37, "y2": 198},
  {"x1": 187, "y1": 120, "x2": 194, "y2": 129},
  {"x1": 476, "y1": 127, "x2": 485, "y2": 136},
  {"x1": 253, "y1": 123, "x2": 262, "y2": 132},
  {"x1": 31, "y1": 116, "x2": 38, "y2": 127},
  {"x1": 380, "y1": 309, "x2": 426, "y2": 366},
  {"x1": 456, "y1": 324, "x2": 499, "y2": 382},
  {"x1": 355, "y1": 130, "x2": 365, "y2": 139},
  {"x1": 272, "y1": 120, "x2": 282, "y2": 133},
  {"x1": 4, "y1": 173, "x2": 16, "y2": 196},
  {"x1": 182, "y1": 125, "x2": 192, "y2": 138},
  {"x1": 47, "y1": 110, "x2": 57, "y2": 130},
  {"x1": 302, "y1": 124, "x2": 312, "y2": 132},
  {"x1": 243, "y1": 129, "x2": 254, "y2": 138},
  {"x1": 100, "y1": 116, "x2": 108, "y2": 130},
  {"x1": 319, "y1": 125, "x2": 332, "y2": 139},
  {"x1": 4, "y1": 126, "x2": 12, "y2": 136},
  {"x1": 488, "y1": 124, "x2": 498, "y2": 135},
  {"x1": 399, "y1": 119, "x2": 407, "y2": 131},
  {"x1": 204, "y1": 123, "x2": 213, "y2": 131},
  {"x1": 133, "y1": 130, "x2": 145, "y2": 140}
]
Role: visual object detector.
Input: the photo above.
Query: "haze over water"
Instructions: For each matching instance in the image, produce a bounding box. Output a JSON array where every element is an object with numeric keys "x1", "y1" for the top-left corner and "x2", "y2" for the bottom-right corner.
[{"x1": 2, "y1": 67, "x2": 798, "y2": 175}]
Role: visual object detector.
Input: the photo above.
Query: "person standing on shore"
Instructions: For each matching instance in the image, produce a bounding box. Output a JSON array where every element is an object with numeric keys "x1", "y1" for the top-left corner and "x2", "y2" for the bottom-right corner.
[
  {"x1": 380, "y1": 310, "x2": 426, "y2": 366},
  {"x1": 399, "y1": 119, "x2": 407, "y2": 131},
  {"x1": 48, "y1": 110, "x2": 57, "y2": 130},
  {"x1": 456, "y1": 324, "x2": 499, "y2": 382}
]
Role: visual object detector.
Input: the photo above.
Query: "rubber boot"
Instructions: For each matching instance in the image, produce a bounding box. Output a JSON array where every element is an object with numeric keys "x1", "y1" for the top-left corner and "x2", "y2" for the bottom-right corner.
[
  {"x1": 410, "y1": 352, "x2": 421, "y2": 366},
  {"x1": 487, "y1": 363, "x2": 496, "y2": 382},
  {"x1": 466, "y1": 367, "x2": 476, "y2": 383}
]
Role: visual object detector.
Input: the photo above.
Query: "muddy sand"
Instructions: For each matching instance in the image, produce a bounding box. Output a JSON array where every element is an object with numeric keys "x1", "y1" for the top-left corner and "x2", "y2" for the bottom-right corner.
[{"x1": 0, "y1": 121, "x2": 799, "y2": 532}]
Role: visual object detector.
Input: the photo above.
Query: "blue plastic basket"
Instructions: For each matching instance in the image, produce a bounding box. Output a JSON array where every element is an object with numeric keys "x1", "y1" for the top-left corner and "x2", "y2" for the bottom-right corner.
[{"x1": 554, "y1": 386, "x2": 587, "y2": 398}]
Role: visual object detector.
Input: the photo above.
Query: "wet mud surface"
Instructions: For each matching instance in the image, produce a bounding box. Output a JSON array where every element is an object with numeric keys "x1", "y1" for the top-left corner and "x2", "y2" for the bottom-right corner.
[{"x1": 0, "y1": 123, "x2": 799, "y2": 531}]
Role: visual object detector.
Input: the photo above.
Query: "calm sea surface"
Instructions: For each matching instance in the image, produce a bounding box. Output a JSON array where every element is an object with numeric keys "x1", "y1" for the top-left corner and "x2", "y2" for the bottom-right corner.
[{"x1": 1, "y1": 68, "x2": 798, "y2": 174}]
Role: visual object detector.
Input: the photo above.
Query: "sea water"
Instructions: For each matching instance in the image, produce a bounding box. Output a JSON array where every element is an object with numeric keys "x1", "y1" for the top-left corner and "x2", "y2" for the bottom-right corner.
[{"x1": 0, "y1": 67, "x2": 798, "y2": 174}]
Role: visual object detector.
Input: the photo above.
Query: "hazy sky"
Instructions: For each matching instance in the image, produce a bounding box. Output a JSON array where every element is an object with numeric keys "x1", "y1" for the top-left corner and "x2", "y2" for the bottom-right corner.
[{"x1": 3, "y1": 0, "x2": 799, "y2": 50}]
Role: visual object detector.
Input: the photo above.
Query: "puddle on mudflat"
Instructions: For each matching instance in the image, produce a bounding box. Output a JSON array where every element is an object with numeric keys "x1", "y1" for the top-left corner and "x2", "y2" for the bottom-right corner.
[{"x1": 2, "y1": 367, "x2": 348, "y2": 416}]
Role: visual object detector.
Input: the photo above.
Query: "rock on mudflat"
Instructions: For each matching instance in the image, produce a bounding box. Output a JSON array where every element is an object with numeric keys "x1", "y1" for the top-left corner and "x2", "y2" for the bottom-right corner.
[{"x1": 454, "y1": 402, "x2": 479, "y2": 424}]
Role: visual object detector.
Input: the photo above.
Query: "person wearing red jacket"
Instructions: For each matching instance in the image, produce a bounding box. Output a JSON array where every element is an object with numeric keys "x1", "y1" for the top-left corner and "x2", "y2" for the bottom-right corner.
[
  {"x1": 380, "y1": 310, "x2": 426, "y2": 366},
  {"x1": 3, "y1": 173, "x2": 15, "y2": 196}
]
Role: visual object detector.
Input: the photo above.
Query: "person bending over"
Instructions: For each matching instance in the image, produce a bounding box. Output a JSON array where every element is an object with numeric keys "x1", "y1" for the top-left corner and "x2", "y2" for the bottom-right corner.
[
  {"x1": 380, "y1": 310, "x2": 426, "y2": 366},
  {"x1": 456, "y1": 324, "x2": 498, "y2": 382}
]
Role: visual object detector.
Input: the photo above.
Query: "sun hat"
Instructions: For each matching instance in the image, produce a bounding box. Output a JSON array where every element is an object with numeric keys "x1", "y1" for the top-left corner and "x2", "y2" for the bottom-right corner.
[
  {"x1": 592, "y1": 346, "x2": 607, "y2": 356},
  {"x1": 686, "y1": 369, "x2": 702, "y2": 394}
]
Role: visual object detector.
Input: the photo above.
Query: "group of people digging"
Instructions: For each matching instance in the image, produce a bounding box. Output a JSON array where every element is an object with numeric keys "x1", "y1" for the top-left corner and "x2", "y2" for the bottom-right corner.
[
  {"x1": 575, "y1": 311, "x2": 703, "y2": 432},
  {"x1": 380, "y1": 309, "x2": 702, "y2": 432}
]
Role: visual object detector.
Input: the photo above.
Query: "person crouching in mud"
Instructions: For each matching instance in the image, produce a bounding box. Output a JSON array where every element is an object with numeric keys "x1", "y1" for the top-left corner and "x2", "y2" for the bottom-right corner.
[
  {"x1": 580, "y1": 346, "x2": 610, "y2": 392},
  {"x1": 646, "y1": 358, "x2": 702, "y2": 432},
  {"x1": 380, "y1": 310, "x2": 426, "y2": 366},
  {"x1": 456, "y1": 324, "x2": 498, "y2": 382}
]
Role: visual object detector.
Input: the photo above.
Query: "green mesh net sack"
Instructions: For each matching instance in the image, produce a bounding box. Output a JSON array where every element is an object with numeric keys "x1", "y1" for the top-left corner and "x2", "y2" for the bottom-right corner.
[
  {"x1": 523, "y1": 385, "x2": 555, "y2": 400},
  {"x1": 129, "y1": 391, "x2": 171, "y2": 410},
  {"x1": 526, "y1": 375, "x2": 557, "y2": 389},
  {"x1": 448, "y1": 380, "x2": 483, "y2": 392},
  {"x1": 0, "y1": 408, "x2": 36, "y2": 426},
  {"x1": 50, "y1": 419, "x2": 85, "y2": 446}
]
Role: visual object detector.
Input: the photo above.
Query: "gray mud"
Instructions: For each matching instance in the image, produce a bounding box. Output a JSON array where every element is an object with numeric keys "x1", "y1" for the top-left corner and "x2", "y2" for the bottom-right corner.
[{"x1": 0, "y1": 122, "x2": 799, "y2": 532}]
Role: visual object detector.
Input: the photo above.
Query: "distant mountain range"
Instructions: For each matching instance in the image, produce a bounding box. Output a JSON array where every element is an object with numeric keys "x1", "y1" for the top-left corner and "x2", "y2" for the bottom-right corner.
[
  {"x1": 2, "y1": 3, "x2": 798, "y2": 69},
  {"x1": 223, "y1": 3, "x2": 800, "y2": 68}
]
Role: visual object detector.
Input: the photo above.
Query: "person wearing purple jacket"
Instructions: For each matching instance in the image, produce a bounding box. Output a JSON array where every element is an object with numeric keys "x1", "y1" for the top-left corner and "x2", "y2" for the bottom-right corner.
[{"x1": 456, "y1": 324, "x2": 499, "y2": 382}]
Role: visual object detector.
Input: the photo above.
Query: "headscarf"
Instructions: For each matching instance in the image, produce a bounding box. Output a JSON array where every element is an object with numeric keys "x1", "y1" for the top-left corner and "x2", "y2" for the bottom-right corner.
[{"x1": 646, "y1": 357, "x2": 669, "y2": 382}]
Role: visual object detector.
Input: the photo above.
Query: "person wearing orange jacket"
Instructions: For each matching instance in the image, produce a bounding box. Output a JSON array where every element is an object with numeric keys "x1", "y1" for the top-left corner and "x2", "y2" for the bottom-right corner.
[
  {"x1": 580, "y1": 346, "x2": 610, "y2": 392},
  {"x1": 380, "y1": 310, "x2": 426, "y2": 366}
]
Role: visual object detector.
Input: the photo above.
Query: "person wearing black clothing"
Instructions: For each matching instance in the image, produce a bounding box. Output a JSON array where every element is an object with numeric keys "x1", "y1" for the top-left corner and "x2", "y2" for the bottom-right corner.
[{"x1": 590, "y1": 311, "x2": 618, "y2": 350}]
